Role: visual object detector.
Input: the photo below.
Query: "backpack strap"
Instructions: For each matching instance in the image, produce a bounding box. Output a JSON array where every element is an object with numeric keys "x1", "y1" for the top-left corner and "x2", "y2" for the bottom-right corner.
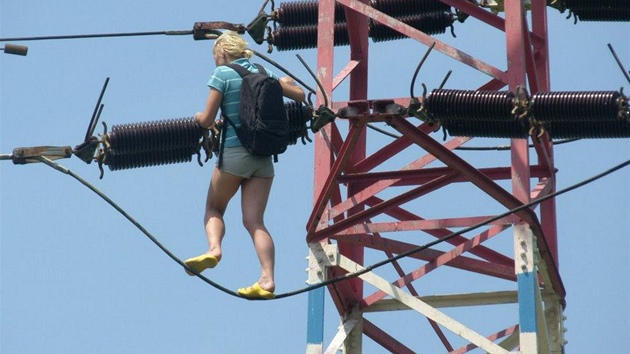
[
  {"x1": 225, "y1": 63, "x2": 268, "y2": 78},
  {"x1": 225, "y1": 63, "x2": 251, "y2": 78},
  {"x1": 217, "y1": 111, "x2": 228, "y2": 169},
  {"x1": 217, "y1": 64, "x2": 248, "y2": 168},
  {"x1": 254, "y1": 63, "x2": 267, "y2": 77}
]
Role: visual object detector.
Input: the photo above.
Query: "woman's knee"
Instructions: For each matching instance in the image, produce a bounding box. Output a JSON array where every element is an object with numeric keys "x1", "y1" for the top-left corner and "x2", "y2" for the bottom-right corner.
[
  {"x1": 205, "y1": 206, "x2": 224, "y2": 223},
  {"x1": 242, "y1": 215, "x2": 265, "y2": 234}
]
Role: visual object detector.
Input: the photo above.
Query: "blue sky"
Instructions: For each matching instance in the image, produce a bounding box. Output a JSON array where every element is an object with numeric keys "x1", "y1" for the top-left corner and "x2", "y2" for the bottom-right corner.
[{"x1": 1, "y1": 1, "x2": 628, "y2": 353}]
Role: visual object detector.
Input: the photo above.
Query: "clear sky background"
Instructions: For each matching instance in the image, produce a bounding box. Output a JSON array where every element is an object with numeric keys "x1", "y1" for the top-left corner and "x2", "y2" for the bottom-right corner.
[{"x1": 1, "y1": 1, "x2": 628, "y2": 353}]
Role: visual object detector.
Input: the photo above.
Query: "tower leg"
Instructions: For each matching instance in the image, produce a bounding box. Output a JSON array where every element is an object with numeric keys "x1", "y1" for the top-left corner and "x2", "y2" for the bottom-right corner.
[
  {"x1": 306, "y1": 245, "x2": 326, "y2": 354},
  {"x1": 515, "y1": 224, "x2": 539, "y2": 353},
  {"x1": 343, "y1": 306, "x2": 362, "y2": 354},
  {"x1": 544, "y1": 298, "x2": 566, "y2": 353}
]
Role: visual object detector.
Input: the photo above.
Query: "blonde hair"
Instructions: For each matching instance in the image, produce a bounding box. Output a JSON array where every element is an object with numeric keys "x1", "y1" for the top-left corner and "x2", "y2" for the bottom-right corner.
[{"x1": 213, "y1": 31, "x2": 253, "y2": 59}]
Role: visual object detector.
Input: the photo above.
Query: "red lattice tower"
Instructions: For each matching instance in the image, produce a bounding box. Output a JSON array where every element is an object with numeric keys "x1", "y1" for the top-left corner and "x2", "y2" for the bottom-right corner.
[{"x1": 304, "y1": 0, "x2": 565, "y2": 353}]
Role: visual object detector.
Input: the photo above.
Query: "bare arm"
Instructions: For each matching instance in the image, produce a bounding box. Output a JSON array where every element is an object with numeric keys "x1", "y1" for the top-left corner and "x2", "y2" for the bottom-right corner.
[
  {"x1": 195, "y1": 88, "x2": 223, "y2": 129},
  {"x1": 279, "y1": 76, "x2": 306, "y2": 103}
]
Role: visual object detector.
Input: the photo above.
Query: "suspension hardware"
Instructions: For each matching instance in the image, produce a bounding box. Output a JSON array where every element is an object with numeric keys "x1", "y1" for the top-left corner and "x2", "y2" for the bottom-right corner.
[
  {"x1": 192, "y1": 22, "x2": 246, "y2": 40},
  {"x1": 11, "y1": 146, "x2": 73, "y2": 165}
]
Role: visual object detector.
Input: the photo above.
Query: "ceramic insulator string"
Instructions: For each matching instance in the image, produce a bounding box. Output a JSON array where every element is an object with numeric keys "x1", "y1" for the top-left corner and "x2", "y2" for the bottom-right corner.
[
  {"x1": 272, "y1": 23, "x2": 350, "y2": 51},
  {"x1": 108, "y1": 117, "x2": 203, "y2": 154},
  {"x1": 423, "y1": 89, "x2": 630, "y2": 139},
  {"x1": 563, "y1": 0, "x2": 630, "y2": 22},
  {"x1": 423, "y1": 89, "x2": 517, "y2": 122},
  {"x1": 369, "y1": 0, "x2": 450, "y2": 17},
  {"x1": 103, "y1": 102, "x2": 312, "y2": 171},
  {"x1": 106, "y1": 147, "x2": 199, "y2": 171},
  {"x1": 369, "y1": 12, "x2": 454, "y2": 42},
  {"x1": 530, "y1": 91, "x2": 626, "y2": 122},
  {"x1": 285, "y1": 101, "x2": 313, "y2": 145},
  {"x1": 276, "y1": 1, "x2": 346, "y2": 26},
  {"x1": 104, "y1": 117, "x2": 203, "y2": 171},
  {"x1": 275, "y1": 0, "x2": 449, "y2": 27},
  {"x1": 272, "y1": 11, "x2": 452, "y2": 50}
]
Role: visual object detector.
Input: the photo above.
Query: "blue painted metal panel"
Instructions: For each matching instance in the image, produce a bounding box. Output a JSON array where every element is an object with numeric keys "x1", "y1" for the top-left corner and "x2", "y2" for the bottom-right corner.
[
  {"x1": 517, "y1": 272, "x2": 538, "y2": 333},
  {"x1": 306, "y1": 287, "x2": 325, "y2": 345}
]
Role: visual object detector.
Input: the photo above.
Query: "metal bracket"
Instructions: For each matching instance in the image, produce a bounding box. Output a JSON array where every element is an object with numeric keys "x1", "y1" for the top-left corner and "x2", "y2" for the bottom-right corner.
[
  {"x1": 325, "y1": 305, "x2": 363, "y2": 354},
  {"x1": 311, "y1": 105, "x2": 336, "y2": 133},
  {"x1": 306, "y1": 243, "x2": 340, "y2": 284},
  {"x1": 192, "y1": 22, "x2": 246, "y2": 40},
  {"x1": 246, "y1": 11, "x2": 269, "y2": 45},
  {"x1": 11, "y1": 146, "x2": 73, "y2": 165},
  {"x1": 73, "y1": 137, "x2": 99, "y2": 164}
]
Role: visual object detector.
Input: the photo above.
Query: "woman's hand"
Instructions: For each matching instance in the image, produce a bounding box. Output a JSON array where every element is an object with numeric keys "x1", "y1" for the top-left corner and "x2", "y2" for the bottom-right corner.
[
  {"x1": 195, "y1": 112, "x2": 214, "y2": 129},
  {"x1": 279, "y1": 76, "x2": 306, "y2": 102},
  {"x1": 279, "y1": 76, "x2": 298, "y2": 87}
]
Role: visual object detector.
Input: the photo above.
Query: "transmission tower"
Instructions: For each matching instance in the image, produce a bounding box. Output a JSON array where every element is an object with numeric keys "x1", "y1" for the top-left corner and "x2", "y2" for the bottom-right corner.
[
  {"x1": 305, "y1": 0, "x2": 566, "y2": 352},
  {"x1": 1, "y1": 0, "x2": 626, "y2": 351}
]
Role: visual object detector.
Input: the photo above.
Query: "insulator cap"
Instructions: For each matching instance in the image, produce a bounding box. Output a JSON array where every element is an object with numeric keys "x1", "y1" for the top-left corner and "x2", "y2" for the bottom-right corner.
[{"x1": 2, "y1": 44, "x2": 28, "y2": 56}]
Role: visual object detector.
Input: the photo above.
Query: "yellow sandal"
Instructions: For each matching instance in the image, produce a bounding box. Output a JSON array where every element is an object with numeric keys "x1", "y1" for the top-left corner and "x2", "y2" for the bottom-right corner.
[
  {"x1": 184, "y1": 254, "x2": 218, "y2": 276},
  {"x1": 237, "y1": 282, "x2": 275, "y2": 299}
]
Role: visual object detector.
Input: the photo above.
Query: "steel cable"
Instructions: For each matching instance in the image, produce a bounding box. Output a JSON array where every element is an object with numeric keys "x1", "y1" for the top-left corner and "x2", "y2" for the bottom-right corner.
[{"x1": 35, "y1": 155, "x2": 630, "y2": 301}]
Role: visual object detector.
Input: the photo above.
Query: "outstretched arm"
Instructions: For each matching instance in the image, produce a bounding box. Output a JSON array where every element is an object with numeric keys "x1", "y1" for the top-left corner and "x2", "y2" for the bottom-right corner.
[
  {"x1": 279, "y1": 76, "x2": 306, "y2": 103},
  {"x1": 195, "y1": 88, "x2": 223, "y2": 129}
]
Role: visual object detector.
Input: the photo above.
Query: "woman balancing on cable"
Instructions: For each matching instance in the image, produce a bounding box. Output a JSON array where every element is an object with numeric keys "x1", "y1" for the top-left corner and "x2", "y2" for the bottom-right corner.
[{"x1": 185, "y1": 31, "x2": 305, "y2": 299}]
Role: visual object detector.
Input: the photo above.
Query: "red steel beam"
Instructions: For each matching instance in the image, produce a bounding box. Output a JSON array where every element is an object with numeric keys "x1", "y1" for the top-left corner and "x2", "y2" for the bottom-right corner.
[
  {"x1": 363, "y1": 319, "x2": 416, "y2": 354},
  {"x1": 364, "y1": 197, "x2": 515, "y2": 267},
  {"x1": 340, "y1": 233, "x2": 516, "y2": 285},
  {"x1": 386, "y1": 115, "x2": 565, "y2": 299},
  {"x1": 308, "y1": 0, "x2": 563, "y2": 352},
  {"x1": 336, "y1": 0, "x2": 508, "y2": 82},
  {"x1": 360, "y1": 223, "x2": 517, "y2": 306}
]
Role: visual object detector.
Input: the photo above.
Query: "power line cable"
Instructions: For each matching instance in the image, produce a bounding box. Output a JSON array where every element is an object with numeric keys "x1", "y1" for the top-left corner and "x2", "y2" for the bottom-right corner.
[
  {"x1": 36, "y1": 156, "x2": 241, "y2": 298},
  {"x1": 35, "y1": 155, "x2": 630, "y2": 300},
  {"x1": 0, "y1": 30, "x2": 192, "y2": 42},
  {"x1": 276, "y1": 158, "x2": 630, "y2": 299}
]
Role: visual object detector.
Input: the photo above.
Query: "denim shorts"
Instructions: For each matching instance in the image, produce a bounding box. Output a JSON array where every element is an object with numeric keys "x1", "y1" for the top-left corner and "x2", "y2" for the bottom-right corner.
[{"x1": 217, "y1": 146, "x2": 274, "y2": 178}]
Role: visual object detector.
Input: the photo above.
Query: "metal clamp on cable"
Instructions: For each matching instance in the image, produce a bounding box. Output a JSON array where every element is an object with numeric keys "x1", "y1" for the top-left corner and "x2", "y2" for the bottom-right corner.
[
  {"x1": 192, "y1": 22, "x2": 246, "y2": 40},
  {"x1": 74, "y1": 137, "x2": 100, "y2": 164},
  {"x1": 11, "y1": 146, "x2": 73, "y2": 165},
  {"x1": 198, "y1": 123, "x2": 220, "y2": 164},
  {"x1": 246, "y1": 12, "x2": 270, "y2": 45},
  {"x1": 407, "y1": 97, "x2": 427, "y2": 121},
  {"x1": 311, "y1": 106, "x2": 336, "y2": 133}
]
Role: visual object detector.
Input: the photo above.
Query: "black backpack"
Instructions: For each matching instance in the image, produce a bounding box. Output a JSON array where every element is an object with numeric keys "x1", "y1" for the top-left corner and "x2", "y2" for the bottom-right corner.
[{"x1": 219, "y1": 63, "x2": 288, "y2": 166}]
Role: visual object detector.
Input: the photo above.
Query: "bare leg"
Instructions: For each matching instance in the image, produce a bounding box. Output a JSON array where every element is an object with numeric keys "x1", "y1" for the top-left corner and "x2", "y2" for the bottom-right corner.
[
  {"x1": 204, "y1": 167, "x2": 243, "y2": 259},
  {"x1": 185, "y1": 167, "x2": 242, "y2": 274},
  {"x1": 240, "y1": 176, "x2": 275, "y2": 293}
]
